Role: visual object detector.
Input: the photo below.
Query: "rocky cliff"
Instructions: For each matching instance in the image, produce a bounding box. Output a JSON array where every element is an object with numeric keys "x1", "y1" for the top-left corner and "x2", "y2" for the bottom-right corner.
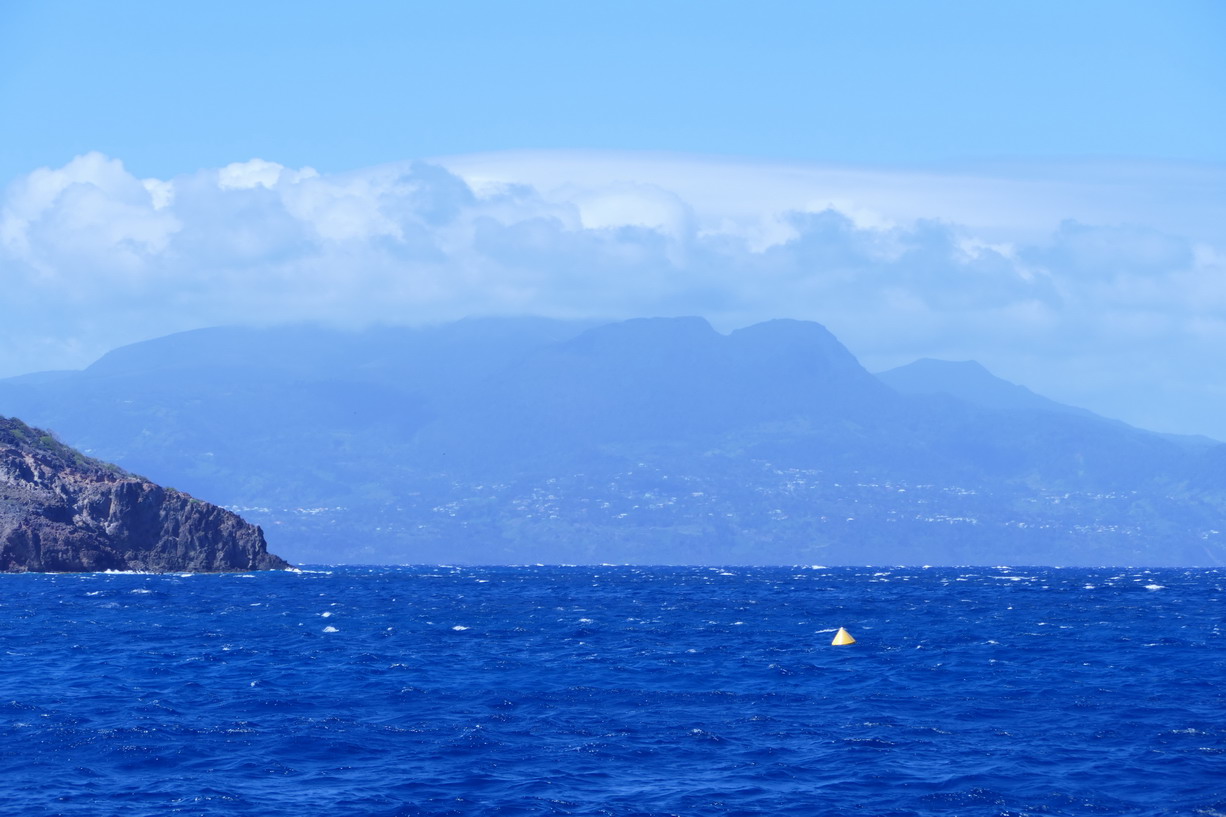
[{"x1": 0, "y1": 416, "x2": 289, "y2": 572}]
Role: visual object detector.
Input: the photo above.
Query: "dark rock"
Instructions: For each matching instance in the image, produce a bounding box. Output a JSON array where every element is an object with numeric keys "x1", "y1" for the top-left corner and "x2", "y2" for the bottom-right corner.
[{"x1": 0, "y1": 416, "x2": 289, "y2": 572}]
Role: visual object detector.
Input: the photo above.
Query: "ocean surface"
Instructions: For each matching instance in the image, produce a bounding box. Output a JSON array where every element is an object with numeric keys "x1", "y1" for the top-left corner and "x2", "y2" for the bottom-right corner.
[{"x1": 1, "y1": 565, "x2": 1223, "y2": 816}]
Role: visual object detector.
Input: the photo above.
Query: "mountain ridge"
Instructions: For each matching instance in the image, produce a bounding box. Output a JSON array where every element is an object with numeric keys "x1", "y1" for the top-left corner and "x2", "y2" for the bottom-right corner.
[{"x1": 0, "y1": 317, "x2": 1222, "y2": 566}]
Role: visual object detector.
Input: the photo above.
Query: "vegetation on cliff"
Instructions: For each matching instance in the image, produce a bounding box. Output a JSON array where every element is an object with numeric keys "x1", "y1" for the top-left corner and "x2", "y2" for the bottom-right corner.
[{"x1": 0, "y1": 416, "x2": 289, "y2": 572}]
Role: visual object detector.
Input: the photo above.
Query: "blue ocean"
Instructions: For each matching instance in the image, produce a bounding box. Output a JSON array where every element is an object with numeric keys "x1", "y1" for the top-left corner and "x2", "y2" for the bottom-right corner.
[{"x1": 2, "y1": 565, "x2": 1223, "y2": 816}]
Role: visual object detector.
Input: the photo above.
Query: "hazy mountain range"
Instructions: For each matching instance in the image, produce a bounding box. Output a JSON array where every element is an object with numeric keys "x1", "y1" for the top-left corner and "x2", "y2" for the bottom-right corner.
[{"x1": 1, "y1": 317, "x2": 1222, "y2": 566}]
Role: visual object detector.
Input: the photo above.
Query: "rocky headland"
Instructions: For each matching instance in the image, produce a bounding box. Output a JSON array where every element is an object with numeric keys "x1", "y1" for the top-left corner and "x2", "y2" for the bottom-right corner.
[{"x1": 0, "y1": 415, "x2": 289, "y2": 572}]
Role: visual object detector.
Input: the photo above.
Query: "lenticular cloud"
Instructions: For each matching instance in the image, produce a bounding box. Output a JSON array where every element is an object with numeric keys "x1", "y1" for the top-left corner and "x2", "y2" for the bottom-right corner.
[{"x1": 1, "y1": 150, "x2": 1224, "y2": 437}]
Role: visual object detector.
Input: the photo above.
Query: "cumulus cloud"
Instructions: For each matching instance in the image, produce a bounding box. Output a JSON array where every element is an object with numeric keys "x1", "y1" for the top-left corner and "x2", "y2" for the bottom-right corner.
[
  {"x1": 1, "y1": 150, "x2": 1224, "y2": 438},
  {"x1": 1, "y1": 152, "x2": 181, "y2": 276}
]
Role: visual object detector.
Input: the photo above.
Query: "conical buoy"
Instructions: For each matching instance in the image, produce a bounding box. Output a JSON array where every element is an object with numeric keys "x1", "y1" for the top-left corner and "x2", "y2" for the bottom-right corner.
[{"x1": 831, "y1": 627, "x2": 856, "y2": 646}]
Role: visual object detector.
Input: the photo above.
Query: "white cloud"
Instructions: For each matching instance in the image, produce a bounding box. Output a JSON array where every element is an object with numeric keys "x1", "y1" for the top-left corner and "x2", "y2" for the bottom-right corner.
[
  {"x1": 141, "y1": 177, "x2": 175, "y2": 210},
  {"x1": 1, "y1": 150, "x2": 1224, "y2": 438},
  {"x1": 216, "y1": 157, "x2": 318, "y2": 191},
  {"x1": 1, "y1": 152, "x2": 181, "y2": 277}
]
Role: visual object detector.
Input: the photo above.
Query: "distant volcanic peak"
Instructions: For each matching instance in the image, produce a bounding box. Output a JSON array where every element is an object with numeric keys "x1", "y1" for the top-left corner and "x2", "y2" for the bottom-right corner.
[
  {"x1": 874, "y1": 357, "x2": 1115, "y2": 426},
  {"x1": 732, "y1": 317, "x2": 839, "y2": 339},
  {"x1": 880, "y1": 358, "x2": 1044, "y2": 402},
  {"x1": 567, "y1": 316, "x2": 719, "y2": 351},
  {"x1": 731, "y1": 318, "x2": 858, "y2": 357},
  {"x1": 438, "y1": 314, "x2": 598, "y2": 342},
  {"x1": 726, "y1": 319, "x2": 881, "y2": 391},
  {"x1": 879, "y1": 357, "x2": 1009, "y2": 383},
  {"x1": 565, "y1": 316, "x2": 863, "y2": 364},
  {"x1": 0, "y1": 414, "x2": 289, "y2": 573},
  {"x1": 911, "y1": 358, "x2": 991, "y2": 374},
  {"x1": 84, "y1": 326, "x2": 237, "y2": 377}
]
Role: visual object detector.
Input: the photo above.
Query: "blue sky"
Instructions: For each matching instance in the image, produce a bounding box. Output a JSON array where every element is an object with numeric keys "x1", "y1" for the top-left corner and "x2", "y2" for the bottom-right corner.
[
  {"x1": 2, "y1": 1, "x2": 1225, "y2": 437},
  {"x1": 4, "y1": 0, "x2": 1223, "y2": 178}
]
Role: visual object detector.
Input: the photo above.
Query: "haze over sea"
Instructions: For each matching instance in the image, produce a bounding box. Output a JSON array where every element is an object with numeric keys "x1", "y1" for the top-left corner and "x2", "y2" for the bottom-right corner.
[{"x1": 3, "y1": 565, "x2": 1222, "y2": 816}]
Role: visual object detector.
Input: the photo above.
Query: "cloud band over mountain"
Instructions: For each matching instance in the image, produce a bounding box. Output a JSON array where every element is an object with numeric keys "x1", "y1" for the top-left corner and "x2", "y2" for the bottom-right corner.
[{"x1": 2, "y1": 151, "x2": 1223, "y2": 438}]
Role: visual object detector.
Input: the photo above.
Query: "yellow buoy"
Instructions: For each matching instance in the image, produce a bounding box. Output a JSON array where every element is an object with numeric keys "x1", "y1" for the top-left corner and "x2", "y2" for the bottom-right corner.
[{"x1": 831, "y1": 627, "x2": 856, "y2": 646}]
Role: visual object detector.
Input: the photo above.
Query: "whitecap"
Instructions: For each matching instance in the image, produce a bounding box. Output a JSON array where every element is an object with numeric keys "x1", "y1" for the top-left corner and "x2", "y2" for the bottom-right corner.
[
  {"x1": 1145, "y1": 584, "x2": 1165, "y2": 591},
  {"x1": 322, "y1": 625, "x2": 339, "y2": 633},
  {"x1": 452, "y1": 625, "x2": 470, "y2": 631}
]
